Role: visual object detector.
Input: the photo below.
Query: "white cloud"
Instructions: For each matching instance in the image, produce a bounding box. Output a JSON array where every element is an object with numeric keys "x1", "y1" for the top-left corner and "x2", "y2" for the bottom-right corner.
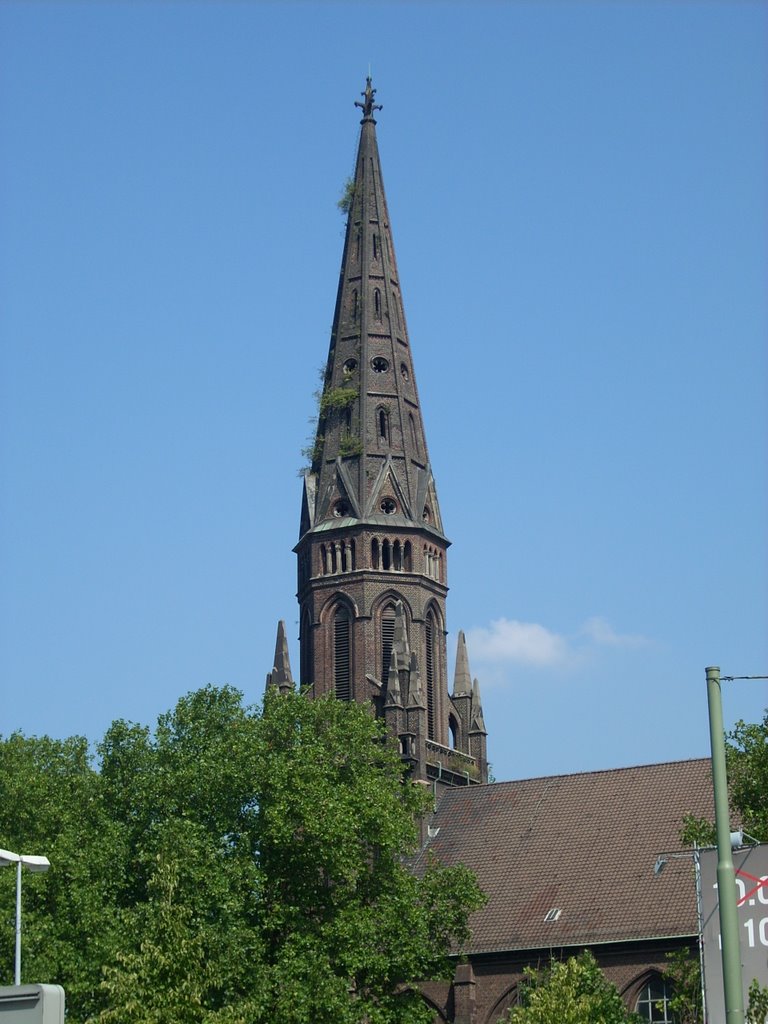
[
  {"x1": 465, "y1": 618, "x2": 570, "y2": 667},
  {"x1": 579, "y1": 616, "x2": 647, "y2": 648},
  {"x1": 463, "y1": 615, "x2": 649, "y2": 683}
]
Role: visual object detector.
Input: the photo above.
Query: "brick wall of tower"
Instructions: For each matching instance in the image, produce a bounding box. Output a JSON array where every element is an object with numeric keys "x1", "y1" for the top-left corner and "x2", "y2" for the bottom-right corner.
[{"x1": 295, "y1": 524, "x2": 450, "y2": 750}]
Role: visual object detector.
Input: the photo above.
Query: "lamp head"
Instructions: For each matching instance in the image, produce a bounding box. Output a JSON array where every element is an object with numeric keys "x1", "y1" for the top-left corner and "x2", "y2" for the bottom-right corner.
[
  {"x1": 20, "y1": 855, "x2": 50, "y2": 873},
  {"x1": 0, "y1": 849, "x2": 20, "y2": 867}
]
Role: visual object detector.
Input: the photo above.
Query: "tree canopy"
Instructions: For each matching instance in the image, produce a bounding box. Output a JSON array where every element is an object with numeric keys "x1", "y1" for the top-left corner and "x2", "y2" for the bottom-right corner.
[
  {"x1": 0, "y1": 687, "x2": 485, "y2": 1023},
  {"x1": 500, "y1": 951, "x2": 641, "y2": 1024},
  {"x1": 681, "y1": 709, "x2": 768, "y2": 846}
]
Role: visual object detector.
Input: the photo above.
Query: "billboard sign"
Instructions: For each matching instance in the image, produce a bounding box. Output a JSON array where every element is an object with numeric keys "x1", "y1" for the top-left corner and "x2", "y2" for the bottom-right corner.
[{"x1": 700, "y1": 844, "x2": 768, "y2": 1022}]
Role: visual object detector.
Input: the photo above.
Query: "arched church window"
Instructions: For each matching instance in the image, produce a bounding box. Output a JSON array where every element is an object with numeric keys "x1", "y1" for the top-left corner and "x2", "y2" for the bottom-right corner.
[
  {"x1": 403, "y1": 541, "x2": 412, "y2": 572},
  {"x1": 381, "y1": 603, "x2": 396, "y2": 684},
  {"x1": 378, "y1": 407, "x2": 389, "y2": 443},
  {"x1": 371, "y1": 538, "x2": 380, "y2": 570},
  {"x1": 382, "y1": 538, "x2": 391, "y2": 570},
  {"x1": 334, "y1": 606, "x2": 352, "y2": 701},
  {"x1": 352, "y1": 289, "x2": 359, "y2": 322},
  {"x1": 320, "y1": 544, "x2": 328, "y2": 576},
  {"x1": 448, "y1": 715, "x2": 459, "y2": 750},
  {"x1": 635, "y1": 976, "x2": 675, "y2": 1023},
  {"x1": 425, "y1": 610, "x2": 436, "y2": 740},
  {"x1": 409, "y1": 414, "x2": 418, "y2": 452},
  {"x1": 372, "y1": 233, "x2": 378, "y2": 259},
  {"x1": 393, "y1": 540, "x2": 402, "y2": 571},
  {"x1": 300, "y1": 607, "x2": 312, "y2": 691}
]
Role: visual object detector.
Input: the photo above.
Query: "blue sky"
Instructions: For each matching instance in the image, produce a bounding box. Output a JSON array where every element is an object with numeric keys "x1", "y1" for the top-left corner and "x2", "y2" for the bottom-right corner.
[{"x1": 1, "y1": 0, "x2": 766, "y2": 784}]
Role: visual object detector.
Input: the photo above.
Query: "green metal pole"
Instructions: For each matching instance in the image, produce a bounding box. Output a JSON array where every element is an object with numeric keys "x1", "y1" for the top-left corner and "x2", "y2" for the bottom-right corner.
[{"x1": 706, "y1": 665, "x2": 745, "y2": 1024}]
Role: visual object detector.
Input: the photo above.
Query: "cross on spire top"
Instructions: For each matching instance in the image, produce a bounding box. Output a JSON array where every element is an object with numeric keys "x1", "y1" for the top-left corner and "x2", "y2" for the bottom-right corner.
[{"x1": 355, "y1": 76, "x2": 382, "y2": 121}]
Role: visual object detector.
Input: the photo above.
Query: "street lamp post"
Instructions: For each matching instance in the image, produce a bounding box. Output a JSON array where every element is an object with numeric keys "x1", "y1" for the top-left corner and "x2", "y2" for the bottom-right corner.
[
  {"x1": 705, "y1": 666, "x2": 745, "y2": 1024},
  {"x1": 0, "y1": 848, "x2": 50, "y2": 986}
]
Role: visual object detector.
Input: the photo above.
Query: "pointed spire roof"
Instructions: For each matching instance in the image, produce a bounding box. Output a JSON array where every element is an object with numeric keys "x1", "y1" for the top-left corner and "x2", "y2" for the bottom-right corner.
[
  {"x1": 265, "y1": 620, "x2": 295, "y2": 695},
  {"x1": 470, "y1": 677, "x2": 487, "y2": 735},
  {"x1": 299, "y1": 79, "x2": 447, "y2": 542},
  {"x1": 452, "y1": 630, "x2": 473, "y2": 696}
]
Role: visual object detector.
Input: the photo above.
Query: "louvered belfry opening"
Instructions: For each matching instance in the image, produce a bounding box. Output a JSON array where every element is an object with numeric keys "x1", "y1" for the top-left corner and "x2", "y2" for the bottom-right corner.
[
  {"x1": 381, "y1": 606, "x2": 396, "y2": 686},
  {"x1": 425, "y1": 612, "x2": 435, "y2": 740},
  {"x1": 334, "y1": 607, "x2": 351, "y2": 700}
]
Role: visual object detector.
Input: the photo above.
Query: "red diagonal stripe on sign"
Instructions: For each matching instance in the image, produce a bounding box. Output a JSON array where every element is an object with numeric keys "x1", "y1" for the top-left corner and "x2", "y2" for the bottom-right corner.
[{"x1": 735, "y1": 869, "x2": 768, "y2": 907}]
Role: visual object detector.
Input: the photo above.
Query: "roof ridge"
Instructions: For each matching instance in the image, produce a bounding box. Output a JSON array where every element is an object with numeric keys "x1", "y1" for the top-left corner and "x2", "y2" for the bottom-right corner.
[{"x1": 437, "y1": 755, "x2": 711, "y2": 797}]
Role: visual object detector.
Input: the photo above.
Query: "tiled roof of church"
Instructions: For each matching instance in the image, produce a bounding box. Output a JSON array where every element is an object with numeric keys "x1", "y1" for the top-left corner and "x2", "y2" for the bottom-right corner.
[{"x1": 415, "y1": 758, "x2": 714, "y2": 953}]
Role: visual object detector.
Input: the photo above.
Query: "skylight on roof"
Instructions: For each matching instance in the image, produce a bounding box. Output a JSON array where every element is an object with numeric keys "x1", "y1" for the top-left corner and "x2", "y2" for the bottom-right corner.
[{"x1": 543, "y1": 908, "x2": 562, "y2": 923}]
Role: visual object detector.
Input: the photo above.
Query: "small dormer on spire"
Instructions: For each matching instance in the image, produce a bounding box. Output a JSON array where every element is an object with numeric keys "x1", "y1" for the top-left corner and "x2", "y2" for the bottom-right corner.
[{"x1": 355, "y1": 76, "x2": 382, "y2": 123}]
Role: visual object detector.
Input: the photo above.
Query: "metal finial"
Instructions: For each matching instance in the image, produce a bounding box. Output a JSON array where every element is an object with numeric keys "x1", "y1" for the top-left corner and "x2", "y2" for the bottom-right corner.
[{"x1": 354, "y1": 76, "x2": 382, "y2": 121}]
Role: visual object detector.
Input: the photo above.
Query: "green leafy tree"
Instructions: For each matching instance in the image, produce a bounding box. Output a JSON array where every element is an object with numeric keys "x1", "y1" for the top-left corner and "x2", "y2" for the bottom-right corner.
[
  {"x1": 661, "y1": 948, "x2": 702, "y2": 1024},
  {"x1": 1, "y1": 686, "x2": 484, "y2": 1024},
  {"x1": 681, "y1": 710, "x2": 767, "y2": 847},
  {"x1": 500, "y1": 951, "x2": 641, "y2": 1024},
  {"x1": 746, "y1": 979, "x2": 768, "y2": 1024},
  {"x1": 0, "y1": 733, "x2": 124, "y2": 1016}
]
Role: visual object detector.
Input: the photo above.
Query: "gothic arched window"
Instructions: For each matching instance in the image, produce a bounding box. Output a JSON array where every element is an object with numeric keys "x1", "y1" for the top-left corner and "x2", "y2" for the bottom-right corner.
[
  {"x1": 425, "y1": 609, "x2": 437, "y2": 740},
  {"x1": 378, "y1": 406, "x2": 390, "y2": 444},
  {"x1": 334, "y1": 606, "x2": 352, "y2": 701},
  {"x1": 635, "y1": 976, "x2": 676, "y2": 1023},
  {"x1": 448, "y1": 714, "x2": 459, "y2": 750},
  {"x1": 381, "y1": 603, "x2": 396, "y2": 685},
  {"x1": 300, "y1": 608, "x2": 312, "y2": 690}
]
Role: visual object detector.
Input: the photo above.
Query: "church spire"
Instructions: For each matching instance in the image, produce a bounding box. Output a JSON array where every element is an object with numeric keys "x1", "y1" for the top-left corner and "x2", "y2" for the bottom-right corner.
[
  {"x1": 292, "y1": 81, "x2": 488, "y2": 791},
  {"x1": 299, "y1": 79, "x2": 444, "y2": 538}
]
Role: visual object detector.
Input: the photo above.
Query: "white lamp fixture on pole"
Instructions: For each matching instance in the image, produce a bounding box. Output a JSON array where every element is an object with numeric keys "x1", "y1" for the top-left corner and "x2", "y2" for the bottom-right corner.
[{"x1": 0, "y1": 848, "x2": 50, "y2": 986}]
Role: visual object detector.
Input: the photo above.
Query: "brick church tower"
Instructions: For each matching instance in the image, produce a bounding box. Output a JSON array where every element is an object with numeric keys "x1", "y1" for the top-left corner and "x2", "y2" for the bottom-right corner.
[{"x1": 267, "y1": 79, "x2": 487, "y2": 790}]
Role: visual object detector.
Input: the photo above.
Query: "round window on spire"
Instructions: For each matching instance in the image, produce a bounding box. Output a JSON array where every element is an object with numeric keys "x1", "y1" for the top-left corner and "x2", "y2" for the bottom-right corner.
[
  {"x1": 400, "y1": 363, "x2": 409, "y2": 382},
  {"x1": 380, "y1": 498, "x2": 397, "y2": 515},
  {"x1": 343, "y1": 358, "x2": 358, "y2": 374},
  {"x1": 333, "y1": 500, "x2": 351, "y2": 518},
  {"x1": 371, "y1": 357, "x2": 389, "y2": 374}
]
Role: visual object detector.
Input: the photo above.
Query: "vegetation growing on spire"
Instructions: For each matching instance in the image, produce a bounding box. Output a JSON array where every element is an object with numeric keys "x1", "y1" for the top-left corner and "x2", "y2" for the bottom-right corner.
[
  {"x1": 301, "y1": 434, "x2": 324, "y2": 468},
  {"x1": 319, "y1": 385, "x2": 358, "y2": 416},
  {"x1": 337, "y1": 176, "x2": 355, "y2": 215},
  {"x1": 339, "y1": 431, "x2": 363, "y2": 458}
]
